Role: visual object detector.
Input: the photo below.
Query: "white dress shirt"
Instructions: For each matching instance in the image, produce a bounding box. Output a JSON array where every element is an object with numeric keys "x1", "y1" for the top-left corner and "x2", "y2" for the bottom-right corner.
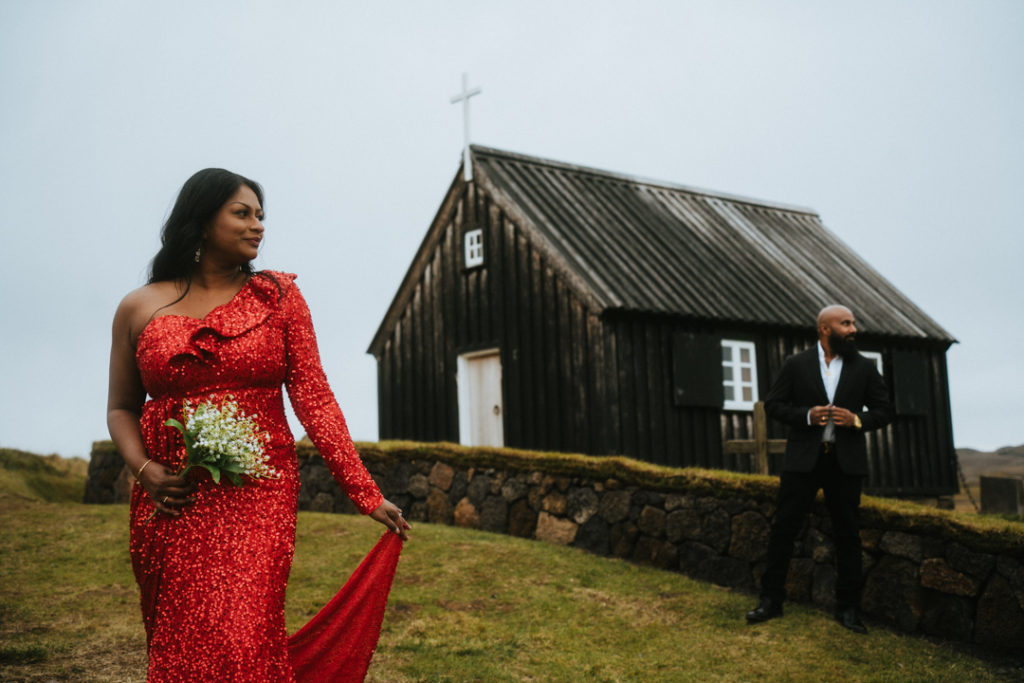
[{"x1": 808, "y1": 341, "x2": 842, "y2": 442}]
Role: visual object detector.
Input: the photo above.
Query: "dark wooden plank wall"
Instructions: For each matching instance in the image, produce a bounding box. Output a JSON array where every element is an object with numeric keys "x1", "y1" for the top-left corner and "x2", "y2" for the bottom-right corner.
[
  {"x1": 602, "y1": 315, "x2": 729, "y2": 469},
  {"x1": 597, "y1": 317, "x2": 956, "y2": 494},
  {"x1": 870, "y1": 342, "x2": 957, "y2": 495},
  {"x1": 377, "y1": 183, "x2": 956, "y2": 495},
  {"x1": 377, "y1": 185, "x2": 603, "y2": 453}
]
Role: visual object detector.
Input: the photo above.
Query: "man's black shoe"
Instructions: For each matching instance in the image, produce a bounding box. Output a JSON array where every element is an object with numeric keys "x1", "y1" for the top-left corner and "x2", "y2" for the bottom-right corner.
[
  {"x1": 745, "y1": 598, "x2": 783, "y2": 624},
  {"x1": 835, "y1": 606, "x2": 868, "y2": 634}
]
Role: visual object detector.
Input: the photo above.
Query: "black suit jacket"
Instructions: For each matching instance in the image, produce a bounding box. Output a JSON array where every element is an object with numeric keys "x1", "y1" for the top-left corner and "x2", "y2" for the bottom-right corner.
[{"x1": 764, "y1": 347, "x2": 893, "y2": 475}]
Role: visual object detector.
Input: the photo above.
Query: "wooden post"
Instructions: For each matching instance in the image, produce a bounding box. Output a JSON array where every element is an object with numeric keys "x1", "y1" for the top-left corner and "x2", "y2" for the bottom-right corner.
[{"x1": 723, "y1": 401, "x2": 786, "y2": 475}]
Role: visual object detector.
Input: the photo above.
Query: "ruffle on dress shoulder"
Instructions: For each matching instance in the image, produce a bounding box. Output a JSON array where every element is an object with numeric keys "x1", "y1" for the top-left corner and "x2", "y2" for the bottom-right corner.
[{"x1": 168, "y1": 271, "x2": 298, "y2": 365}]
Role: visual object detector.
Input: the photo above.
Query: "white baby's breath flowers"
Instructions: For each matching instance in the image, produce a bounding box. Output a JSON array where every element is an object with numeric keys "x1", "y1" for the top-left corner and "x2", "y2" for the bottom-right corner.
[{"x1": 165, "y1": 395, "x2": 276, "y2": 485}]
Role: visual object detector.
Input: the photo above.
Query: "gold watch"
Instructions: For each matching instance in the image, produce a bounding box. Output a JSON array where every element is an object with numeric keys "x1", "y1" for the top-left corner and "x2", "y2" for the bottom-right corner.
[{"x1": 853, "y1": 415, "x2": 862, "y2": 429}]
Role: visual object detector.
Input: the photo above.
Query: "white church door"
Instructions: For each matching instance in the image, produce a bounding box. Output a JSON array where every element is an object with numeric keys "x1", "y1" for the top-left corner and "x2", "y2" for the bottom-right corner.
[{"x1": 456, "y1": 349, "x2": 504, "y2": 447}]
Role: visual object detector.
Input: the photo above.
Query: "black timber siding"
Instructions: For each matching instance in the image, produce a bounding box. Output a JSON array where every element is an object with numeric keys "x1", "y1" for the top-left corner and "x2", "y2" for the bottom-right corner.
[
  {"x1": 868, "y1": 341, "x2": 958, "y2": 496},
  {"x1": 600, "y1": 315, "x2": 726, "y2": 468},
  {"x1": 376, "y1": 183, "x2": 606, "y2": 453},
  {"x1": 374, "y1": 177, "x2": 957, "y2": 496},
  {"x1": 597, "y1": 316, "x2": 957, "y2": 494}
]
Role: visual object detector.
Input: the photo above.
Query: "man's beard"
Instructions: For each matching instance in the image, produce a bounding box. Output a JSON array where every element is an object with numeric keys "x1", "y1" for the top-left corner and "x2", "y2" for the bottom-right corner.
[{"x1": 829, "y1": 331, "x2": 858, "y2": 359}]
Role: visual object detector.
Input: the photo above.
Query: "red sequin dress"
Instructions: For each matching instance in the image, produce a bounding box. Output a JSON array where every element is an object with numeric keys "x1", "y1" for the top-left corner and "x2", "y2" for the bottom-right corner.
[{"x1": 130, "y1": 271, "x2": 400, "y2": 682}]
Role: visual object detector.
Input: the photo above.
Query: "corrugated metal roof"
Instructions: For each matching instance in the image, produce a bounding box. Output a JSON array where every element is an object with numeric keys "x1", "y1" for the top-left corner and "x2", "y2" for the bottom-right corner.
[{"x1": 472, "y1": 146, "x2": 954, "y2": 342}]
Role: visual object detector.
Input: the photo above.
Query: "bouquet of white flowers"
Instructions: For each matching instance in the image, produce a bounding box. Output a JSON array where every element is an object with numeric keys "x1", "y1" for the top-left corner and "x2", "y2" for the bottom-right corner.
[{"x1": 164, "y1": 396, "x2": 277, "y2": 485}]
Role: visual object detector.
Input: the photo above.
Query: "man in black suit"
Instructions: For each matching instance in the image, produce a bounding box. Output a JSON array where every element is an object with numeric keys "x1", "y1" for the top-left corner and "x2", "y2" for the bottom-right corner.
[{"x1": 745, "y1": 305, "x2": 892, "y2": 633}]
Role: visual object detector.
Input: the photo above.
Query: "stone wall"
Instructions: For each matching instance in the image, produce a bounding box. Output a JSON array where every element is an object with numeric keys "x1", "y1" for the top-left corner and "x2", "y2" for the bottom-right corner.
[
  {"x1": 84, "y1": 441, "x2": 133, "y2": 504},
  {"x1": 87, "y1": 439, "x2": 1024, "y2": 653}
]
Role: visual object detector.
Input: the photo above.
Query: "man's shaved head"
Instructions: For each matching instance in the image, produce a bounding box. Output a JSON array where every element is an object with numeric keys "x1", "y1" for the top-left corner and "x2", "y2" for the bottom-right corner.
[
  {"x1": 817, "y1": 305, "x2": 853, "y2": 329},
  {"x1": 817, "y1": 305, "x2": 858, "y2": 358}
]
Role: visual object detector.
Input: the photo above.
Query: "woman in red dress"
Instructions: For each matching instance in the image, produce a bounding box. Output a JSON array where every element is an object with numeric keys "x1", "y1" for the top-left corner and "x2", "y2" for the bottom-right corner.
[{"x1": 107, "y1": 168, "x2": 408, "y2": 682}]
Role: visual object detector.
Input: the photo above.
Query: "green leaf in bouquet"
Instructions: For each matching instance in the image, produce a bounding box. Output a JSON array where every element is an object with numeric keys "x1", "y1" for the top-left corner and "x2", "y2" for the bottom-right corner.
[
  {"x1": 201, "y1": 463, "x2": 222, "y2": 484},
  {"x1": 160, "y1": 396, "x2": 275, "y2": 493},
  {"x1": 163, "y1": 418, "x2": 196, "y2": 454}
]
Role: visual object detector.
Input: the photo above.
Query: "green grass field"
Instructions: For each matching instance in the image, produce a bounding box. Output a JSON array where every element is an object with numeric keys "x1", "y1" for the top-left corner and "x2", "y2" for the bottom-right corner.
[{"x1": 1, "y1": 450, "x2": 1020, "y2": 682}]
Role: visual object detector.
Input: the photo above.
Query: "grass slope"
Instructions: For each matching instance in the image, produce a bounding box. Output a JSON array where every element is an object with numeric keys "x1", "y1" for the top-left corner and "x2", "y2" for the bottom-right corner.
[
  {"x1": 2, "y1": 448, "x2": 1020, "y2": 681},
  {"x1": 0, "y1": 449, "x2": 87, "y2": 504},
  {"x1": 1, "y1": 497, "x2": 1019, "y2": 682}
]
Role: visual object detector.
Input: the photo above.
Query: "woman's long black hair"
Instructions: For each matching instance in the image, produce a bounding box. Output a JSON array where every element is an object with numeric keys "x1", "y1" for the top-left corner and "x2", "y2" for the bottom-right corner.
[{"x1": 148, "y1": 168, "x2": 265, "y2": 285}]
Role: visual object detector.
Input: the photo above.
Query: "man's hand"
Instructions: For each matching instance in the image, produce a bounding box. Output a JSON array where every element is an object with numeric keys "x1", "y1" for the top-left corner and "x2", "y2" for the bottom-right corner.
[
  {"x1": 809, "y1": 405, "x2": 831, "y2": 426},
  {"x1": 830, "y1": 406, "x2": 860, "y2": 428}
]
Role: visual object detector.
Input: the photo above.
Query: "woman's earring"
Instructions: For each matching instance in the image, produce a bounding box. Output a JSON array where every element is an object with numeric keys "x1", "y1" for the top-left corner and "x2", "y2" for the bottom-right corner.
[{"x1": 194, "y1": 247, "x2": 201, "y2": 263}]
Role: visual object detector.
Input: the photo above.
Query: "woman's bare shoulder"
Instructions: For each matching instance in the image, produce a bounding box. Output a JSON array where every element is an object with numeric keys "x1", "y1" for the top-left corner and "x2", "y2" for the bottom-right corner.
[
  {"x1": 116, "y1": 281, "x2": 179, "y2": 312},
  {"x1": 113, "y1": 281, "x2": 182, "y2": 338}
]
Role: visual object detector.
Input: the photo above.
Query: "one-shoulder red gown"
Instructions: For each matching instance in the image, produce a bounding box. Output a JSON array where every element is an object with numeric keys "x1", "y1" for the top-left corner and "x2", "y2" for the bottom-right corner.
[{"x1": 130, "y1": 271, "x2": 401, "y2": 682}]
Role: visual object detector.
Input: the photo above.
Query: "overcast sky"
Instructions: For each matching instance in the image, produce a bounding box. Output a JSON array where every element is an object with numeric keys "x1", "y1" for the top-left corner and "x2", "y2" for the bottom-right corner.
[{"x1": 1, "y1": 1, "x2": 1021, "y2": 460}]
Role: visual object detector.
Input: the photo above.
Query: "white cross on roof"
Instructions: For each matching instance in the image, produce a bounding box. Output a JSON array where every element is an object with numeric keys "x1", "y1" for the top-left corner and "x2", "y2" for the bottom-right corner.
[{"x1": 450, "y1": 73, "x2": 482, "y2": 181}]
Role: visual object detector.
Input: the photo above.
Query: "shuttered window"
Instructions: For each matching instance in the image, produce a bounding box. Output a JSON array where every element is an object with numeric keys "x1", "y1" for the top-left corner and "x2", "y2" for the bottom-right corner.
[
  {"x1": 671, "y1": 332, "x2": 723, "y2": 408},
  {"x1": 893, "y1": 350, "x2": 929, "y2": 416},
  {"x1": 672, "y1": 334, "x2": 759, "y2": 411}
]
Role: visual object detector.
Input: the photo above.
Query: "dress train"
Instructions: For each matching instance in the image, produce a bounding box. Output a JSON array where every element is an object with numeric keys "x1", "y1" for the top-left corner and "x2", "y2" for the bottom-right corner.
[{"x1": 288, "y1": 532, "x2": 404, "y2": 682}]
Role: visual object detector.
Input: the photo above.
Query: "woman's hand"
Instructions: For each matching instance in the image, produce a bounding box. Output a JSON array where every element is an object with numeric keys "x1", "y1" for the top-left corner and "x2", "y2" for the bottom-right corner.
[
  {"x1": 137, "y1": 461, "x2": 194, "y2": 517},
  {"x1": 370, "y1": 499, "x2": 410, "y2": 541}
]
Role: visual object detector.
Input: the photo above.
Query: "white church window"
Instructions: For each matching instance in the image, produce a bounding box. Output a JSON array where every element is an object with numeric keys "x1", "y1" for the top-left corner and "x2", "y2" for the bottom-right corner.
[
  {"x1": 464, "y1": 229, "x2": 484, "y2": 268},
  {"x1": 722, "y1": 340, "x2": 758, "y2": 411},
  {"x1": 861, "y1": 350, "x2": 884, "y2": 375}
]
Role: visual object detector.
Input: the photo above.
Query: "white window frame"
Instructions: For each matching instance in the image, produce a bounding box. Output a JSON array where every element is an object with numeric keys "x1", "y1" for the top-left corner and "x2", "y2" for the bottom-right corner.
[
  {"x1": 464, "y1": 229, "x2": 484, "y2": 268},
  {"x1": 861, "y1": 350, "x2": 883, "y2": 375},
  {"x1": 721, "y1": 339, "x2": 758, "y2": 411}
]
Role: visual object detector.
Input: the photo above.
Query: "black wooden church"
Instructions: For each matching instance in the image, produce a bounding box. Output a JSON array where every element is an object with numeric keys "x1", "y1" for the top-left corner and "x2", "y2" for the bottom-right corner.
[{"x1": 368, "y1": 146, "x2": 957, "y2": 496}]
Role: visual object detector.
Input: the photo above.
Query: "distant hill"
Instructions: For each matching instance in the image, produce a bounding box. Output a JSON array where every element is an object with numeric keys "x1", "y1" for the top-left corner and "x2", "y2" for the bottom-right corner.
[
  {"x1": 956, "y1": 445, "x2": 1024, "y2": 485},
  {"x1": 956, "y1": 444, "x2": 1024, "y2": 459},
  {"x1": 0, "y1": 447, "x2": 87, "y2": 503}
]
